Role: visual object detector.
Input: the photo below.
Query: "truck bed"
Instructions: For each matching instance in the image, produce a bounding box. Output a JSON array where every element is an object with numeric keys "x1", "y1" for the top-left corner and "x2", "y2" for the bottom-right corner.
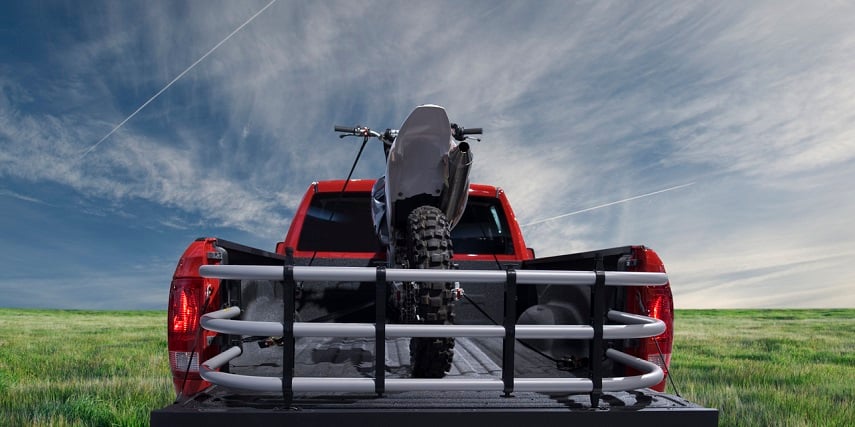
[
  {"x1": 156, "y1": 240, "x2": 717, "y2": 425},
  {"x1": 152, "y1": 336, "x2": 717, "y2": 426}
]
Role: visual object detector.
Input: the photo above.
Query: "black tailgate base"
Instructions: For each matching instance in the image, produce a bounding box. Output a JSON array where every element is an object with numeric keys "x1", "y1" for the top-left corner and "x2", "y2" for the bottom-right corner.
[
  {"x1": 152, "y1": 390, "x2": 717, "y2": 427},
  {"x1": 152, "y1": 405, "x2": 718, "y2": 427}
]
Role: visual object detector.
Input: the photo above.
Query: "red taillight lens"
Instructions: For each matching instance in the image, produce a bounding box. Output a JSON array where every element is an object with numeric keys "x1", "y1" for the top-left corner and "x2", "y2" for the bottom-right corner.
[
  {"x1": 167, "y1": 277, "x2": 211, "y2": 397},
  {"x1": 645, "y1": 285, "x2": 674, "y2": 380},
  {"x1": 170, "y1": 287, "x2": 198, "y2": 334},
  {"x1": 166, "y1": 239, "x2": 222, "y2": 398},
  {"x1": 626, "y1": 247, "x2": 674, "y2": 392}
]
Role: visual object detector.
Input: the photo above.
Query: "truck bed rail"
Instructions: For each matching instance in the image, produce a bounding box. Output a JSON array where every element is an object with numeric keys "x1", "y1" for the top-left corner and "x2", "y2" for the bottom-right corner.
[
  {"x1": 200, "y1": 264, "x2": 667, "y2": 286},
  {"x1": 201, "y1": 306, "x2": 666, "y2": 340},
  {"x1": 200, "y1": 344, "x2": 663, "y2": 394},
  {"x1": 197, "y1": 264, "x2": 669, "y2": 406}
]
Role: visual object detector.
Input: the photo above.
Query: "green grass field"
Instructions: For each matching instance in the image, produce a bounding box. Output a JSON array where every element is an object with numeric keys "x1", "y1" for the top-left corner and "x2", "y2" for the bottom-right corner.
[
  {"x1": 672, "y1": 309, "x2": 853, "y2": 426},
  {"x1": 0, "y1": 309, "x2": 852, "y2": 426},
  {"x1": 0, "y1": 310, "x2": 173, "y2": 426}
]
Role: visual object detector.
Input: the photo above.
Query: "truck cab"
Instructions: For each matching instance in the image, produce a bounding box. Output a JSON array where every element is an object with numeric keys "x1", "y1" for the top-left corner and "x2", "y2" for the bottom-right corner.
[{"x1": 278, "y1": 179, "x2": 530, "y2": 261}]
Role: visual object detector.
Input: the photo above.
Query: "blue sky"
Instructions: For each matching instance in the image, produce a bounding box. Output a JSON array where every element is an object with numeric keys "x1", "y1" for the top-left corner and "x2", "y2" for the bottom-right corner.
[{"x1": 1, "y1": 1, "x2": 853, "y2": 309}]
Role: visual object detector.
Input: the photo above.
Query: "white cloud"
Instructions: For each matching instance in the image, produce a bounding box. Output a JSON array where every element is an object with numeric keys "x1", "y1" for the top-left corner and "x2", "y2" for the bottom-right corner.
[
  {"x1": 2, "y1": 1, "x2": 855, "y2": 308},
  {"x1": 0, "y1": 82, "x2": 292, "y2": 236}
]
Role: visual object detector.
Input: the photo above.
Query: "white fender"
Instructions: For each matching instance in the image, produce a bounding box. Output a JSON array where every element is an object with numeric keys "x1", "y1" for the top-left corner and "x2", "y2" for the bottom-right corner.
[{"x1": 385, "y1": 105, "x2": 454, "y2": 232}]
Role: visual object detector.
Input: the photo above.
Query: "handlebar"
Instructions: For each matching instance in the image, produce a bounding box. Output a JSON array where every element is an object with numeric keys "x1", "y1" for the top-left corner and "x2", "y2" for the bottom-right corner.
[
  {"x1": 333, "y1": 125, "x2": 382, "y2": 140},
  {"x1": 451, "y1": 123, "x2": 482, "y2": 141},
  {"x1": 334, "y1": 125, "x2": 357, "y2": 133},
  {"x1": 334, "y1": 123, "x2": 482, "y2": 142}
]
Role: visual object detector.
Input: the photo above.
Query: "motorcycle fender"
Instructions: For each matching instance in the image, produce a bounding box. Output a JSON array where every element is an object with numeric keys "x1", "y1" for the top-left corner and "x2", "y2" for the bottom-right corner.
[{"x1": 385, "y1": 105, "x2": 454, "y2": 231}]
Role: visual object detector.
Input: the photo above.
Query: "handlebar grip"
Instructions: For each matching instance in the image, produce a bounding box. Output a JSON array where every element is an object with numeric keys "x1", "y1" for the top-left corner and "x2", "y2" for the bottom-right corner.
[
  {"x1": 334, "y1": 125, "x2": 355, "y2": 133},
  {"x1": 462, "y1": 127, "x2": 483, "y2": 135}
]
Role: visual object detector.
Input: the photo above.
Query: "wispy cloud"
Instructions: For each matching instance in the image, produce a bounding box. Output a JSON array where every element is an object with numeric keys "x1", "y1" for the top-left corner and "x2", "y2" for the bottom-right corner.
[
  {"x1": 79, "y1": 0, "x2": 279, "y2": 158},
  {"x1": 0, "y1": 189, "x2": 50, "y2": 205},
  {"x1": 521, "y1": 182, "x2": 695, "y2": 227},
  {"x1": 1, "y1": 1, "x2": 854, "y2": 308}
]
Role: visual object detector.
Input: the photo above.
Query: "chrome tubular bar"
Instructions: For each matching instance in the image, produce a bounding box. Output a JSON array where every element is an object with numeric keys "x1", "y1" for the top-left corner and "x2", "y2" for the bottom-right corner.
[
  {"x1": 199, "y1": 346, "x2": 663, "y2": 393},
  {"x1": 199, "y1": 265, "x2": 667, "y2": 287},
  {"x1": 200, "y1": 307, "x2": 666, "y2": 339}
]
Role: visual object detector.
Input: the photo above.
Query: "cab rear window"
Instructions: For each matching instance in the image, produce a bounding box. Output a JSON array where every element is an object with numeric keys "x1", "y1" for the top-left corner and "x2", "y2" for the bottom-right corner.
[
  {"x1": 297, "y1": 193, "x2": 514, "y2": 255},
  {"x1": 451, "y1": 198, "x2": 514, "y2": 255},
  {"x1": 297, "y1": 193, "x2": 380, "y2": 253}
]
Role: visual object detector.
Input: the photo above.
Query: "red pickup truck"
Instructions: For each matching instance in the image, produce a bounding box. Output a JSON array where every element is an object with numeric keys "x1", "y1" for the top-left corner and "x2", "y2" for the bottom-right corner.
[{"x1": 152, "y1": 179, "x2": 717, "y2": 426}]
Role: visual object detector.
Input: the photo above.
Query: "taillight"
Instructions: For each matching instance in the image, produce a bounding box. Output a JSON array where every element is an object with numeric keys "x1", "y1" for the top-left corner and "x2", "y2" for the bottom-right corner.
[
  {"x1": 171, "y1": 287, "x2": 199, "y2": 334},
  {"x1": 167, "y1": 278, "x2": 208, "y2": 397},
  {"x1": 625, "y1": 246, "x2": 674, "y2": 392},
  {"x1": 642, "y1": 285, "x2": 674, "y2": 388},
  {"x1": 167, "y1": 238, "x2": 222, "y2": 398}
]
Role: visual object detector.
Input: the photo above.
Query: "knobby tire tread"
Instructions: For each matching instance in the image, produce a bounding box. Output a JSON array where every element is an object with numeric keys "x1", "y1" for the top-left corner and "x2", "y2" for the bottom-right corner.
[{"x1": 406, "y1": 205, "x2": 455, "y2": 378}]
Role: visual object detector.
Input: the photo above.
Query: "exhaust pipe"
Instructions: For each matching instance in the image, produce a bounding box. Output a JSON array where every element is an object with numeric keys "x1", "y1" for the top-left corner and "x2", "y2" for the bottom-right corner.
[{"x1": 441, "y1": 141, "x2": 473, "y2": 228}]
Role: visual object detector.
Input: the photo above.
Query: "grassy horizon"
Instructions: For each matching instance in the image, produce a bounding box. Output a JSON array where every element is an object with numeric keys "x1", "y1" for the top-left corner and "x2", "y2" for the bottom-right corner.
[
  {"x1": 672, "y1": 309, "x2": 853, "y2": 426},
  {"x1": 0, "y1": 309, "x2": 173, "y2": 426},
  {"x1": 1, "y1": 308, "x2": 852, "y2": 426}
]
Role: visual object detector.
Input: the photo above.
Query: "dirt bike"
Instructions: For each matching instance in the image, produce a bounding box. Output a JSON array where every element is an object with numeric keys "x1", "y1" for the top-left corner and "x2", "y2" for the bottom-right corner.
[{"x1": 335, "y1": 105, "x2": 481, "y2": 377}]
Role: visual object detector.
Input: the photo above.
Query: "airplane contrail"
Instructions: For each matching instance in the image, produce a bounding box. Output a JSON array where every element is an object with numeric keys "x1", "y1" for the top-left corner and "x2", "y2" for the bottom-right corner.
[
  {"x1": 80, "y1": 0, "x2": 279, "y2": 159},
  {"x1": 521, "y1": 182, "x2": 696, "y2": 227}
]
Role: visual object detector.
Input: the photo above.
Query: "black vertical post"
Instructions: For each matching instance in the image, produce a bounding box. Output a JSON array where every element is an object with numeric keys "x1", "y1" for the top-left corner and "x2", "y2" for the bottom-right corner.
[
  {"x1": 374, "y1": 266, "x2": 387, "y2": 396},
  {"x1": 502, "y1": 268, "x2": 517, "y2": 397},
  {"x1": 282, "y1": 249, "x2": 296, "y2": 408},
  {"x1": 589, "y1": 254, "x2": 605, "y2": 408}
]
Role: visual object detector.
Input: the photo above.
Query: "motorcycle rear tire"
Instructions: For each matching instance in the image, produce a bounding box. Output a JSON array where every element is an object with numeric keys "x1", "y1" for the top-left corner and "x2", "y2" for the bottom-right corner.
[{"x1": 405, "y1": 205, "x2": 455, "y2": 378}]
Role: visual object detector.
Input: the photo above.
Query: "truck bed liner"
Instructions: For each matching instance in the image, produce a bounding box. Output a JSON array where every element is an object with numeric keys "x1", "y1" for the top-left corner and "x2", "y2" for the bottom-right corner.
[{"x1": 231, "y1": 336, "x2": 558, "y2": 379}]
